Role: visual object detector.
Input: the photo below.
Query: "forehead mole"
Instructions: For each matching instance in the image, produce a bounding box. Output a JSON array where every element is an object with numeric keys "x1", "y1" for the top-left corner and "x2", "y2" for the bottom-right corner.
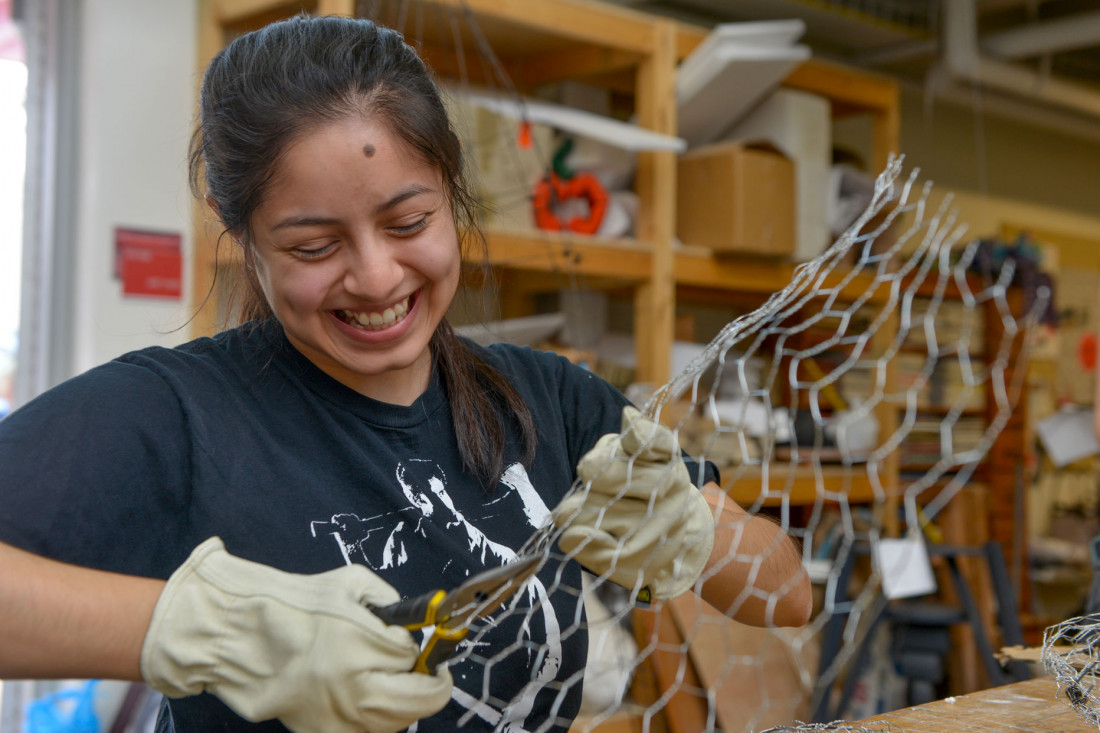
[{"x1": 362, "y1": 144, "x2": 376, "y2": 158}]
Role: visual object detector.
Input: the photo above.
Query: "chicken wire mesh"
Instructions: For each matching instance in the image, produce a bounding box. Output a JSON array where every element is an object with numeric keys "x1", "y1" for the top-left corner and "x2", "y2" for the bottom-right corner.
[
  {"x1": 442, "y1": 156, "x2": 1047, "y2": 732},
  {"x1": 350, "y1": 3, "x2": 1050, "y2": 730}
]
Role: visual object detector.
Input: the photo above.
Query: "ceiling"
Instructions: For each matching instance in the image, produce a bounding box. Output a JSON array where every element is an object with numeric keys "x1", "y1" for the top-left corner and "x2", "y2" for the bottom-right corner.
[{"x1": 606, "y1": 0, "x2": 1100, "y2": 135}]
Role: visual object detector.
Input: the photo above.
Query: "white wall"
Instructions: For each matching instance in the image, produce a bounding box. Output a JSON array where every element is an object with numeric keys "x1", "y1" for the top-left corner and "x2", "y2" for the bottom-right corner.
[
  {"x1": 833, "y1": 85, "x2": 1100, "y2": 231},
  {"x1": 71, "y1": 0, "x2": 197, "y2": 373},
  {"x1": 897, "y1": 86, "x2": 1100, "y2": 222}
]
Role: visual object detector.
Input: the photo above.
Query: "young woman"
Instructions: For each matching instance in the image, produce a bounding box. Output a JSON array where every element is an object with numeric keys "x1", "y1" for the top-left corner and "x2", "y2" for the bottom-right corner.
[{"x1": 0, "y1": 15, "x2": 810, "y2": 732}]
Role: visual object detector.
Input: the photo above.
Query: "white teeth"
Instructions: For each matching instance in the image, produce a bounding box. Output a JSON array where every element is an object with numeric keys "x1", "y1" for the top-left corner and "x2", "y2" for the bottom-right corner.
[{"x1": 342, "y1": 297, "x2": 410, "y2": 331}]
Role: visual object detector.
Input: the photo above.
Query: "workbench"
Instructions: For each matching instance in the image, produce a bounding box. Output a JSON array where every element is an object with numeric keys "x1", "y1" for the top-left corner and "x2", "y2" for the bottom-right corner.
[{"x1": 855, "y1": 677, "x2": 1096, "y2": 732}]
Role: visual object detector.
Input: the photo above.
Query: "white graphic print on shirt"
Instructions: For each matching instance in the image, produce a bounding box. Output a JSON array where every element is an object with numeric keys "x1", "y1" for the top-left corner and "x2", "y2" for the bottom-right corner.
[{"x1": 311, "y1": 460, "x2": 561, "y2": 732}]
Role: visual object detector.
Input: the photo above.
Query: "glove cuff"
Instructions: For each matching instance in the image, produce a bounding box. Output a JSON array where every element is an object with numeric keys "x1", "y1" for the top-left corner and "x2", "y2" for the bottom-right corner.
[
  {"x1": 141, "y1": 537, "x2": 228, "y2": 698},
  {"x1": 649, "y1": 488, "x2": 716, "y2": 600}
]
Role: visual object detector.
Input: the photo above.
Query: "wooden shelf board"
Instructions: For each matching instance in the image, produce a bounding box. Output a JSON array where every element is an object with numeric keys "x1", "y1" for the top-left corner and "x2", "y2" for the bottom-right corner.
[
  {"x1": 214, "y1": 0, "x2": 311, "y2": 26},
  {"x1": 725, "y1": 464, "x2": 879, "y2": 507},
  {"x1": 213, "y1": 0, "x2": 672, "y2": 58},
  {"x1": 372, "y1": 0, "x2": 661, "y2": 55},
  {"x1": 484, "y1": 227, "x2": 653, "y2": 282},
  {"x1": 508, "y1": 45, "x2": 643, "y2": 91},
  {"x1": 783, "y1": 58, "x2": 899, "y2": 116},
  {"x1": 674, "y1": 249, "x2": 797, "y2": 294},
  {"x1": 675, "y1": 248, "x2": 892, "y2": 304}
]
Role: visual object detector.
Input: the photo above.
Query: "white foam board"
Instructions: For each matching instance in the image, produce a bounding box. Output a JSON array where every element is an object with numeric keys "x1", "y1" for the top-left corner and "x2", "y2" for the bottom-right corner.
[
  {"x1": 454, "y1": 86, "x2": 686, "y2": 153},
  {"x1": 677, "y1": 20, "x2": 811, "y2": 147}
]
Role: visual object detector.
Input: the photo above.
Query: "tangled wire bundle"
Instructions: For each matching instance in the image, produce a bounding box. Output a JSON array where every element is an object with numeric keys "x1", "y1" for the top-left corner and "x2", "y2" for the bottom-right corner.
[{"x1": 1043, "y1": 613, "x2": 1100, "y2": 727}]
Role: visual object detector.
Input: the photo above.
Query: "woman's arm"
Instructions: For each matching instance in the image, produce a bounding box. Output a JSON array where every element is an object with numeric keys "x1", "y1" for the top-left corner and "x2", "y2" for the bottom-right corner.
[
  {"x1": 697, "y1": 483, "x2": 813, "y2": 628},
  {"x1": 0, "y1": 540, "x2": 162, "y2": 680}
]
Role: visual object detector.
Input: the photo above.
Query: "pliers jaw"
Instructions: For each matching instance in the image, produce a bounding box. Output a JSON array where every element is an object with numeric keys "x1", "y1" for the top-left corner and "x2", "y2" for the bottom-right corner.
[{"x1": 369, "y1": 554, "x2": 543, "y2": 673}]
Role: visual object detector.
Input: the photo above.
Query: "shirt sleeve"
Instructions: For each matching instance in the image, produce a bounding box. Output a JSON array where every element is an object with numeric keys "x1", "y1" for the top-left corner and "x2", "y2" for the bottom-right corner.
[
  {"x1": 547, "y1": 353, "x2": 720, "y2": 487},
  {"x1": 0, "y1": 360, "x2": 192, "y2": 577}
]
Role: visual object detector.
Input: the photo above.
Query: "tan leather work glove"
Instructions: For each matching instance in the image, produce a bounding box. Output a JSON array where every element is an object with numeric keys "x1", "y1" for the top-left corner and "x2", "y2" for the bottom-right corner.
[
  {"x1": 553, "y1": 405, "x2": 715, "y2": 601},
  {"x1": 141, "y1": 537, "x2": 452, "y2": 733}
]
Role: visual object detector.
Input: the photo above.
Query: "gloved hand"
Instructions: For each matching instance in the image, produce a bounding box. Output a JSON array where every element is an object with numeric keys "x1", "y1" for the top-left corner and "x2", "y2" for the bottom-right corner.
[
  {"x1": 141, "y1": 537, "x2": 452, "y2": 733},
  {"x1": 553, "y1": 405, "x2": 715, "y2": 600}
]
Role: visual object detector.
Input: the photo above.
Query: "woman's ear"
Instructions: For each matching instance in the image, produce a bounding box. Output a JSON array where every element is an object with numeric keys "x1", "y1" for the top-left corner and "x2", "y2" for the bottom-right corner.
[
  {"x1": 242, "y1": 242, "x2": 257, "y2": 272},
  {"x1": 205, "y1": 195, "x2": 222, "y2": 221}
]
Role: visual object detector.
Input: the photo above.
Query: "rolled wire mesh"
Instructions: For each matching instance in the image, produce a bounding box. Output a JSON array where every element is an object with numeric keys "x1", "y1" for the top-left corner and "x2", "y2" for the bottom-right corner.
[{"x1": 445, "y1": 156, "x2": 1048, "y2": 731}]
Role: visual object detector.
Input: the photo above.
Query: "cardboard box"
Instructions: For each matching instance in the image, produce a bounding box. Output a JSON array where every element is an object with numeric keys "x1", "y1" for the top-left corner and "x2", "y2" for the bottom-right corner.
[
  {"x1": 676, "y1": 140, "x2": 796, "y2": 256},
  {"x1": 727, "y1": 88, "x2": 832, "y2": 261}
]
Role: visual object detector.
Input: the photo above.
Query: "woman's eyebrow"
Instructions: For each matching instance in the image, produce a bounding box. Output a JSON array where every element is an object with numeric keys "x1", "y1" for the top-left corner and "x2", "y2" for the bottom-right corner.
[
  {"x1": 271, "y1": 215, "x2": 341, "y2": 231},
  {"x1": 375, "y1": 185, "x2": 434, "y2": 215},
  {"x1": 270, "y1": 185, "x2": 436, "y2": 231}
]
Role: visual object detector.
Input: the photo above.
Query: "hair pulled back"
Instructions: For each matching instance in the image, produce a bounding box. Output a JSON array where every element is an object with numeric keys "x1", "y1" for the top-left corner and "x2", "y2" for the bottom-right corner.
[{"x1": 189, "y1": 14, "x2": 534, "y2": 486}]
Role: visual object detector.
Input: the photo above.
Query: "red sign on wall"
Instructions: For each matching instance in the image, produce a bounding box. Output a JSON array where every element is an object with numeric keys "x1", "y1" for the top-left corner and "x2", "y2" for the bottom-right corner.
[
  {"x1": 115, "y1": 227, "x2": 183, "y2": 299},
  {"x1": 0, "y1": 0, "x2": 24, "y2": 64}
]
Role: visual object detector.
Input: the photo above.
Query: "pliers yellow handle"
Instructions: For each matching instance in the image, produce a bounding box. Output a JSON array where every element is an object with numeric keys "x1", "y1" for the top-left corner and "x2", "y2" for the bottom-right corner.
[{"x1": 368, "y1": 555, "x2": 541, "y2": 674}]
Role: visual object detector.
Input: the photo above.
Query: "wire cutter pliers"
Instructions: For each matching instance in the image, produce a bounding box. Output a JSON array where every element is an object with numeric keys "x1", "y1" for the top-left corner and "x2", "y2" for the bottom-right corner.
[{"x1": 368, "y1": 554, "x2": 542, "y2": 674}]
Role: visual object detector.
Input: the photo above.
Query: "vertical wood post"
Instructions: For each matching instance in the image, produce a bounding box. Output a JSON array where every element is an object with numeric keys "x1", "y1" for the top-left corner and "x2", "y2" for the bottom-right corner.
[
  {"x1": 190, "y1": 0, "x2": 226, "y2": 339},
  {"x1": 873, "y1": 306, "x2": 901, "y2": 537},
  {"x1": 633, "y1": 19, "x2": 677, "y2": 387}
]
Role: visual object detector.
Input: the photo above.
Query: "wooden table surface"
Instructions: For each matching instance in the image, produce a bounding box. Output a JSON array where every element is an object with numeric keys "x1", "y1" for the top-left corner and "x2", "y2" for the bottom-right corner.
[{"x1": 855, "y1": 677, "x2": 1097, "y2": 732}]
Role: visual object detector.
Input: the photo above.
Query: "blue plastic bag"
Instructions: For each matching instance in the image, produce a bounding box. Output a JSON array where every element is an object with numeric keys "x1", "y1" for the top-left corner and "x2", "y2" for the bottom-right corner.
[{"x1": 23, "y1": 680, "x2": 100, "y2": 733}]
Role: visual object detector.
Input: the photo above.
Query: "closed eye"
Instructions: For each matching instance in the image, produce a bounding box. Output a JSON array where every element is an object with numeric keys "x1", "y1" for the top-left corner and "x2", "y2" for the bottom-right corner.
[
  {"x1": 293, "y1": 241, "x2": 337, "y2": 260},
  {"x1": 389, "y1": 215, "x2": 430, "y2": 237}
]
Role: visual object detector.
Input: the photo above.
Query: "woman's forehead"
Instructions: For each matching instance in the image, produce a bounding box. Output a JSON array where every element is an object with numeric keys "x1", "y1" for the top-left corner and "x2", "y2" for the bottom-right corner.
[
  {"x1": 272, "y1": 119, "x2": 434, "y2": 188},
  {"x1": 251, "y1": 118, "x2": 448, "y2": 228}
]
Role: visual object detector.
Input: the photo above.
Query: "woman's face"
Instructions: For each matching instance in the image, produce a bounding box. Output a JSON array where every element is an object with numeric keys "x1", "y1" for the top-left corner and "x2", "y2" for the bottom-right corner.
[{"x1": 249, "y1": 115, "x2": 460, "y2": 404}]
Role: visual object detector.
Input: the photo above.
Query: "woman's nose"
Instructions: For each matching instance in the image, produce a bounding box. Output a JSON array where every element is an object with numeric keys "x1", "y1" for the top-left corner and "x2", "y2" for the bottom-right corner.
[{"x1": 342, "y1": 238, "x2": 403, "y2": 300}]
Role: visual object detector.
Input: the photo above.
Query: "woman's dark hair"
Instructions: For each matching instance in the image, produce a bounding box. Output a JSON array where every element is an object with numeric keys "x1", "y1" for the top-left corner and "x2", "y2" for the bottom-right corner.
[{"x1": 189, "y1": 14, "x2": 535, "y2": 486}]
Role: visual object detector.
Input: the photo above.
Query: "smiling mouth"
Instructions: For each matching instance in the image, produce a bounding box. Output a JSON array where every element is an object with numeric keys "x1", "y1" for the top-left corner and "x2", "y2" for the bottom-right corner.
[{"x1": 335, "y1": 295, "x2": 411, "y2": 331}]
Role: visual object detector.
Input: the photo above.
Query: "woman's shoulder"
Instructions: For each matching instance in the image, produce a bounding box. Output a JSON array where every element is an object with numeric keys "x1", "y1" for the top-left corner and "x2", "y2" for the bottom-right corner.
[
  {"x1": 472, "y1": 339, "x2": 581, "y2": 380},
  {"x1": 470, "y1": 338, "x2": 620, "y2": 401},
  {"x1": 16, "y1": 322, "x2": 287, "y2": 418},
  {"x1": 116, "y1": 320, "x2": 281, "y2": 376},
  {"x1": 1, "y1": 330, "x2": 258, "y2": 430}
]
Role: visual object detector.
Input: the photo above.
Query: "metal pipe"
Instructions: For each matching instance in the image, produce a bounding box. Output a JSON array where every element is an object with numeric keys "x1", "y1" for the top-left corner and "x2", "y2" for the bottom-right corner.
[
  {"x1": 942, "y1": 0, "x2": 1100, "y2": 120},
  {"x1": 982, "y1": 9, "x2": 1100, "y2": 59},
  {"x1": 855, "y1": 37, "x2": 938, "y2": 66}
]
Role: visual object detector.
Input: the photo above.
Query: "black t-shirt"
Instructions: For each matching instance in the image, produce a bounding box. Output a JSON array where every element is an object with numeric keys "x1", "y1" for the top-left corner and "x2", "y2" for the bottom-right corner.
[{"x1": 0, "y1": 319, "x2": 715, "y2": 732}]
